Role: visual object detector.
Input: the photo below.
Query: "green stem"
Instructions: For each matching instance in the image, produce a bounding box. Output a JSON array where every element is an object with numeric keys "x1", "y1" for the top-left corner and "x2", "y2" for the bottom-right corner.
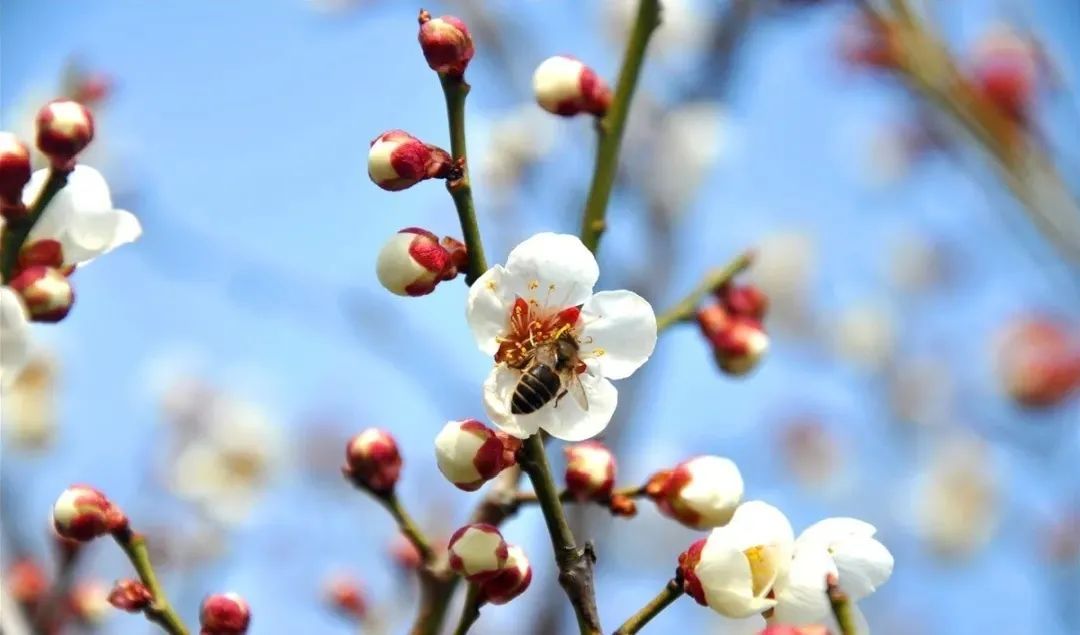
[
  {"x1": 613, "y1": 580, "x2": 683, "y2": 635},
  {"x1": 381, "y1": 493, "x2": 435, "y2": 565},
  {"x1": 439, "y1": 73, "x2": 488, "y2": 284},
  {"x1": 113, "y1": 528, "x2": 189, "y2": 635},
  {"x1": 451, "y1": 584, "x2": 483, "y2": 635},
  {"x1": 579, "y1": 0, "x2": 662, "y2": 254},
  {"x1": 518, "y1": 435, "x2": 601, "y2": 635},
  {"x1": 827, "y1": 575, "x2": 858, "y2": 635},
  {"x1": 0, "y1": 169, "x2": 70, "y2": 283},
  {"x1": 654, "y1": 251, "x2": 754, "y2": 332}
]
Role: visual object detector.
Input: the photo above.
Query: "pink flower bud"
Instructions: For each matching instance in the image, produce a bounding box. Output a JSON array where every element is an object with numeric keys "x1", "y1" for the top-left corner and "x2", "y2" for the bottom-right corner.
[
  {"x1": 759, "y1": 627, "x2": 830, "y2": 635},
  {"x1": 68, "y1": 580, "x2": 112, "y2": 625},
  {"x1": 418, "y1": 11, "x2": 474, "y2": 76},
  {"x1": 324, "y1": 574, "x2": 367, "y2": 620},
  {"x1": 532, "y1": 56, "x2": 612, "y2": 117},
  {"x1": 479, "y1": 545, "x2": 532, "y2": 605},
  {"x1": 35, "y1": 100, "x2": 94, "y2": 169},
  {"x1": 7, "y1": 559, "x2": 48, "y2": 606},
  {"x1": 837, "y1": 13, "x2": 899, "y2": 70},
  {"x1": 646, "y1": 456, "x2": 743, "y2": 529},
  {"x1": 447, "y1": 523, "x2": 508, "y2": 581},
  {"x1": 717, "y1": 284, "x2": 769, "y2": 321},
  {"x1": 697, "y1": 305, "x2": 769, "y2": 376},
  {"x1": 19, "y1": 239, "x2": 65, "y2": 270},
  {"x1": 52, "y1": 485, "x2": 128, "y2": 542},
  {"x1": 972, "y1": 27, "x2": 1039, "y2": 123},
  {"x1": 677, "y1": 538, "x2": 707, "y2": 605},
  {"x1": 564, "y1": 441, "x2": 615, "y2": 501},
  {"x1": 108, "y1": 579, "x2": 153, "y2": 613},
  {"x1": 9, "y1": 265, "x2": 75, "y2": 323},
  {"x1": 199, "y1": 592, "x2": 251, "y2": 635},
  {"x1": 0, "y1": 132, "x2": 32, "y2": 207},
  {"x1": 434, "y1": 419, "x2": 517, "y2": 491},
  {"x1": 344, "y1": 428, "x2": 402, "y2": 494},
  {"x1": 376, "y1": 227, "x2": 459, "y2": 297},
  {"x1": 995, "y1": 315, "x2": 1080, "y2": 408},
  {"x1": 367, "y1": 130, "x2": 451, "y2": 192},
  {"x1": 389, "y1": 532, "x2": 424, "y2": 571}
]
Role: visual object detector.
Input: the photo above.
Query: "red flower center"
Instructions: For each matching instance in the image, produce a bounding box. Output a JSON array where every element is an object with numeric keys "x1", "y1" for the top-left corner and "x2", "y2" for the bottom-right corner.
[{"x1": 494, "y1": 296, "x2": 581, "y2": 367}]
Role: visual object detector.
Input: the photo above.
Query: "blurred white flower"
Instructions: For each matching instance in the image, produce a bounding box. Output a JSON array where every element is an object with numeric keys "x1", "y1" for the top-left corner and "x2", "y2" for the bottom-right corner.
[
  {"x1": 0, "y1": 287, "x2": 31, "y2": 389},
  {"x1": 749, "y1": 231, "x2": 816, "y2": 333},
  {"x1": 832, "y1": 302, "x2": 896, "y2": 372},
  {"x1": 645, "y1": 102, "x2": 731, "y2": 217},
  {"x1": 603, "y1": 0, "x2": 709, "y2": 58},
  {"x1": 476, "y1": 105, "x2": 558, "y2": 202},
  {"x1": 0, "y1": 354, "x2": 58, "y2": 450}
]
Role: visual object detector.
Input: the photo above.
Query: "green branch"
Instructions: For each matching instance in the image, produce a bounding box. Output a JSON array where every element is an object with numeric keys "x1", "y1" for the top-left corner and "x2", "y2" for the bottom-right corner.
[
  {"x1": 0, "y1": 169, "x2": 70, "y2": 283},
  {"x1": 613, "y1": 579, "x2": 683, "y2": 635},
  {"x1": 654, "y1": 251, "x2": 754, "y2": 332},
  {"x1": 439, "y1": 74, "x2": 488, "y2": 284},
  {"x1": 451, "y1": 584, "x2": 483, "y2": 635},
  {"x1": 113, "y1": 528, "x2": 188, "y2": 635}
]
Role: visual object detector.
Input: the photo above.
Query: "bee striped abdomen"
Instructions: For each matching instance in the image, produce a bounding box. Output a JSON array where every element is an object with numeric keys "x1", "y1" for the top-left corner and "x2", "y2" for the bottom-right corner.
[{"x1": 511, "y1": 364, "x2": 560, "y2": 414}]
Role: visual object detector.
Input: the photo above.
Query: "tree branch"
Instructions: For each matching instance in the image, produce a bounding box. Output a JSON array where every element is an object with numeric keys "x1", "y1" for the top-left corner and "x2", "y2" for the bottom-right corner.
[
  {"x1": 613, "y1": 579, "x2": 684, "y2": 635},
  {"x1": 0, "y1": 168, "x2": 70, "y2": 283},
  {"x1": 827, "y1": 574, "x2": 857, "y2": 635},
  {"x1": 451, "y1": 584, "x2": 483, "y2": 635},
  {"x1": 380, "y1": 493, "x2": 435, "y2": 566},
  {"x1": 654, "y1": 251, "x2": 754, "y2": 332},
  {"x1": 112, "y1": 527, "x2": 188, "y2": 635},
  {"x1": 439, "y1": 73, "x2": 488, "y2": 283}
]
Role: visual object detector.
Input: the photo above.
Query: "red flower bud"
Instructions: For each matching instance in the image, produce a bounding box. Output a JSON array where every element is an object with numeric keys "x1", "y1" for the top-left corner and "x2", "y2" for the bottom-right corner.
[
  {"x1": 19, "y1": 239, "x2": 66, "y2": 271},
  {"x1": 532, "y1": 56, "x2": 612, "y2": 117},
  {"x1": 564, "y1": 441, "x2": 615, "y2": 501},
  {"x1": 447, "y1": 523, "x2": 508, "y2": 581},
  {"x1": 0, "y1": 132, "x2": 32, "y2": 207},
  {"x1": 434, "y1": 419, "x2": 517, "y2": 491},
  {"x1": 35, "y1": 100, "x2": 94, "y2": 169},
  {"x1": 646, "y1": 456, "x2": 743, "y2": 529},
  {"x1": 199, "y1": 592, "x2": 251, "y2": 635},
  {"x1": 838, "y1": 13, "x2": 899, "y2": 70},
  {"x1": 479, "y1": 545, "x2": 532, "y2": 605},
  {"x1": 108, "y1": 579, "x2": 153, "y2": 613},
  {"x1": 389, "y1": 532, "x2": 424, "y2": 571},
  {"x1": 52, "y1": 485, "x2": 128, "y2": 542},
  {"x1": 368, "y1": 130, "x2": 452, "y2": 191},
  {"x1": 376, "y1": 227, "x2": 458, "y2": 297},
  {"x1": 344, "y1": 428, "x2": 402, "y2": 494},
  {"x1": 324, "y1": 574, "x2": 367, "y2": 621},
  {"x1": 6, "y1": 559, "x2": 49, "y2": 606},
  {"x1": 9, "y1": 265, "x2": 75, "y2": 323},
  {"x1": 972, "y1": 26, "x2": 1039, "y2": 123},
  {"x1": 677, "y1": 538, "x2": 708, "y2": 605},
  {"x1": 717, "y1": 284, "x2": 769, "y2": 321},
  {"x1": 995, "y1": 315, "x2": 1080, "y2": 408},
  {"x1": 418, "y1": 11, "x2": 474, "y2": 76},
  {"x1": 759, "y1": 627, "x2": 830, "y2": 635},
  {"x1": 697, "y1": 305, "x2": 768, "y2": 376}
]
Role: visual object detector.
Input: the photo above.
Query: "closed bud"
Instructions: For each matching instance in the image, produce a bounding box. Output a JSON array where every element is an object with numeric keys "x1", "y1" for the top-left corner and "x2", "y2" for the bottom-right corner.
[
  {"x1": 479, "y1": 545, "x2": 532, "y2": 605},
  {"x1": 0, "y1": 132, "x2": 32, "y2": 207},
  {"x1": 7, "y1": 559, "x2": 48, "y2": 606},
  {"x1": 677, "y1": 538, "x2": 708, "y2": 605},
  {"x1": 697, "y1": 305, "x2": 768, "y2": 376},
  {"x1": 368, "y1": 130, "x2": 451, "y2": 192},
  {"x1": 10, "y1": 265, "x2": 75, "y2": 323},
  {"x1": 389, "y1": 532, "x2": 423, "y2": 571},
  {"x1": 344, "y1": 428, "x2": 402, "y2": 494},
  {"x1": 718, "y1": 284, "x2": 769, "y2": 321},
  {"x1": 108, "y1": 579, "x2": 153, "y2": 613},
  {"x1": 36, "y1": 100, "x2": 94, "y2": 169},
  {"x1": 972, "y1": 26, "x2": 1039, "y2": 123},
  {"x1": 759, "y1": 627, "x2": 830, "y2": 635},
  {"x1": 418, "y1": 11, "x2": 474, "y2": 76},
  {"x1": 199, "y1": 592, "x2": 251, "y2": 635},
  {"x1": 19, "y1": 239, "x2": 65, "y2": 270},
  {"x1": 646, "y1": 456, "x2": 743, "y2": 529},
  {"x1": 838, "y1": 13, "x2": 899, "y2": 70},
  {"x1": 447, "y1": 523, "x2": 508, "y2": 581},
  {"x1": 564, "y1": 441, "x2": 615, "y2": 501},
  {"x1": 434, "y1": 419, "x2": 517, "y2": 491},
  {"x1": 324, "y1": 574, "x2": 367, "y2": 621},
  {"x1": 52, "y1": 485, "x2": 128, "y2": 542},
  {"x1": 376, "y1": 228, "x2": 458, "y2": 297},
  {"x1": 995, "y1": 316, "x2": 1080, "y2": 408},
  {"x1": 532, "y1": 56, "x2": 612, "y2": 117},
  {"x1": 68, "y1": 580, "x2": 112, "y2": 625}
]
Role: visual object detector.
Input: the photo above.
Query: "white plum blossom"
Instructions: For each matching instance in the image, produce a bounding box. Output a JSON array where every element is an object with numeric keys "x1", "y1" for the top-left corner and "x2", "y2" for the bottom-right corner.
[
  {"x1": 466, "y1": 233, "x2": 657, "y2": 441},
  {"x1": 22, "y1": 165, "x2": 141, "y2": 267},
  {"x1": 0, "y1": 287, "x2": 31, "y2": 389}
]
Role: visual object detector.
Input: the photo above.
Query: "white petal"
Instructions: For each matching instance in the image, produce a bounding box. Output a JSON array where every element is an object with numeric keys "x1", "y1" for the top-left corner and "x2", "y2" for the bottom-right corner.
[
  {"x1": 771, "y1": 544, "x2": 837, "y2": 625},
  {"x1": 579, "y1": 290, "x2": 657, "y2": 380},
  {"x1": 25, "y1": 169, "x2": 76, "y2": 242},
  {"x1": 0, "y1": 288, "x2": 31, "y2": 389},
  {"x1": 726, "y1": 501, "x2": 796, "y2": 560},
  {"x1": 63, "y1": 209, "x2": 142, "y2": 264},
  {"x1": 502, "y1": 233, "x2": 597, "y2": 306},
  {"x1": 680, "y1": 456, "x2": 744, "y2": 528},
  {"x1": 466, "y1": 265, "x2": 513, "y2": 355},
  {"x1": 797, "y1": 517, "x2": 893, "y2": 600},
  {"x1": 482, "y1": 365, "x2": 617, "y2": 441},
  {"x1": 482, "y1": 365, "x2": 542, "y2": 438},
  {"x1": 61, "y1": 166, "x2": 114, "y2": 211},
  {"x1": 797, "y1": 517, "x2": 877, "y2": 545},
  {"x1": 695, "y1": 539, "x2": 773, "y2": 618}
]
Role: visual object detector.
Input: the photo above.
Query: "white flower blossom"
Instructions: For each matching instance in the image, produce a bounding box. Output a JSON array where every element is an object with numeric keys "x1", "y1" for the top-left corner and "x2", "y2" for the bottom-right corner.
[
  {"x1": 466, "y1": 233, "x2": 657, "y2": 441},
  {"x1": 0, "y1": 287, "x2": 31, "y2": 389},
  {"x1": 22, "y1": 165, "x2": 140, "y2": 267}
]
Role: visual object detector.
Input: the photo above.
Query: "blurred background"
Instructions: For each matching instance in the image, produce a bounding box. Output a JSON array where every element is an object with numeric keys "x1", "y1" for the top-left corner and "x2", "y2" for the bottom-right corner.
[{"x1": 2, "y1": 0, "x2": 1079, "y2": 633}]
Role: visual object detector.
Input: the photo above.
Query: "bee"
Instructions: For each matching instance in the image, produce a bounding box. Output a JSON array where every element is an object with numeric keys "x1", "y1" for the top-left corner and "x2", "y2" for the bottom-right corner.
[{"x1": 509, "y1": 331, "x2": 589, "y2": 415}]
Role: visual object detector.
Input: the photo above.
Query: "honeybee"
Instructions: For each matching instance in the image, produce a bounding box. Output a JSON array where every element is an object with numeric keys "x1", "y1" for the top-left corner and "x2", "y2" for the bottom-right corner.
[{"x1": 509, "y1": 331, "x2": 589, "y2": 415}]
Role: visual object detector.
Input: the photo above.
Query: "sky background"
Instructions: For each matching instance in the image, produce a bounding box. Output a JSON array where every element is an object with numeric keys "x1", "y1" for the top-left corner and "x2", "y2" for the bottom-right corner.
[{"x1": 2, "y1": 1, "x2": 1079, "y2": 634}]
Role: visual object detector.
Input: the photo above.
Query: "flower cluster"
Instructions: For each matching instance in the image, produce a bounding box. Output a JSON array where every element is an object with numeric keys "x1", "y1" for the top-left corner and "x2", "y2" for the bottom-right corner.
[
  {"x1": 697, "y1": 281, "x2": 769, "y2": 376},
  {"x1": 447, "y1": 523, "x2": 532, "y2": 605}
]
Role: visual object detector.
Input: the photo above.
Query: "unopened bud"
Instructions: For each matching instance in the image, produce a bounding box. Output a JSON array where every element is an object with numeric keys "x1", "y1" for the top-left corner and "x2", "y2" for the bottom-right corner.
[
  {"x1": 52, "y1": 485, "x2": 128, "y2": 542},
  {"x1": 199, "y1": 592, "x2": 251, "y2": 635},
  {"x1": 697, "y1": 305, "x2": 768, "y2": 376},
  {"x1": 608, "y1": 493, "x2": 638, "y2": 517},
  {"x1": 838, "y1": 13, "x2": 899, "y2": 70},
  {"x1": 418, "y1": 11, "x2": 474, "y2": 76},
  {"x1": 367, "y1": 130, "x2": 451, "y2": 192},
  {"x1": 532, "y1": 56, "x2": 612, "y2": 117},
  {"x1": 324, "y1": 574, "x2": 367, "y2": 620},
  {"x1": 19, "y1": 239, "x2": 65, "y2": 270},
  {"x1": 646, "y1": 456, "x2": 743, "y2": 529},
  {"x1": 440, "y1": 236, "x2": 469, "y2": 272},
  {"x1": 0, "y1": 132, "x2": 32, "y2": 207},
  {"x1": 972, "y1": 27, "x2": 1039, "y2": 123},
  {"x1": 7, "y1": 559, "x2": 48, "y2": 606},
  {"x1": 389, "y1": 532, "x2": 423, "y2": 571},
  {"x1": 344, "y1": 428, "x2": 402, "y2": 494},
  {"x1": 717, "y1": 284, "x2": 769, "y2": 321},
  {"x1": 376, "y1": 228, "x2": 458, "y2": 297},
  {"x1": 758, "y1": 626, "x2": 830, "y2": 635},
  {"x1": 68, "y1": 580, "x2": 112, "y2": 625},
  {"x1": 447, "y1": 523, "x2": 508, "y2": 581},
  {"x1": 108, "y1": 579, "x2": 153, "y2": 613},
  {"x1": 677, "y1": 538, "x2": 707, "y2": 605},
  {"x1": 434, "y1": 419, "x2": 517, "y2": 491},
  {"x1": 995, "y1": 316, "x2": 1080, "y2": 408},
  {"x1": 479, "y1": 545, "x2": 532, "y2": 605},
  {"x1": 9, "y1": 265, "x2": 74, "y2": 323},
  {"x1": 564, "y1": 441, "x2": 615, "y2": 501},
  {"x1": 35, "y1": 100, "x2": 94, "y2": 169}
]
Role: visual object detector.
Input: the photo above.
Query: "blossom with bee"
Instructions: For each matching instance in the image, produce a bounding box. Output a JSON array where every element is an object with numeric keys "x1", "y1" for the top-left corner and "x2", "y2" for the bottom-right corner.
[{"x1": 466, "y1": 233, "x2": 656, "y2": 441}]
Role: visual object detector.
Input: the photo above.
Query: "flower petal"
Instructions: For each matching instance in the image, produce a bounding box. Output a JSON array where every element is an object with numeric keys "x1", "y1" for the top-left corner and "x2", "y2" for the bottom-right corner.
[
  {"x1": 696, "y1": 538, "x2": 774, "y2": 618},
  {"x1": 64, "y1": 208, "x2": 142, "y2": 264},
  {"x1": 797, "y1": 518, "x2": 893, "y2": 600},
  {"x1": 503, "y1": 233, "x2": 597, "y2": 306},
  {"x1": 0, "y1": 288, "x2": 31, "y2": 389},
  {"x1": 467, "y1": 265, "x2": 513, "y2": 356},
  {"x1": 771, "y1": 544, "x2": 837, "y2": 626},
  {"x1": 726, "y1": 501, "x2": 796, "y2": 561},
  {"x1": 579, "y1": 290, "x2": 657, "y2": 380},
  {"x1": 62, "y1": 166, "x2": 115, "y2": 211},
  {"x1": 482, "y1": 365, "x2": 542, "y2": 439}
]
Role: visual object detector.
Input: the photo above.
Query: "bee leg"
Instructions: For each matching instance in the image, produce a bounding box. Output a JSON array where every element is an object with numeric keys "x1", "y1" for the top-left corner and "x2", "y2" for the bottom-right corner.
[{"x1": 553, "y1": 388, "x2": 568, "y2": 407}]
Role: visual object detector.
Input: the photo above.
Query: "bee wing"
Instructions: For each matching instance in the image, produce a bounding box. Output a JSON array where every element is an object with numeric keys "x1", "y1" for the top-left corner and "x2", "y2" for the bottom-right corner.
[{"x1": 563, "y1": 371, "x2": 589, "y2": 411}]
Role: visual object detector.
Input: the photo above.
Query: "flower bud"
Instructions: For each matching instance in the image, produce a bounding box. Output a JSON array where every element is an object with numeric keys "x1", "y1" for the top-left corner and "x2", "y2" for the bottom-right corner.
[
  {"x1": 344, "y1": 428, "x2": 402, "y2": 494},
  {"x1": 717, "y1": 284, "x2": 769, "y2": 321},
  {"x1": 199, "y1": 592, "x2": 251, "y2": 635},
  {"x1": 367, "y1": 130, "x2": 451, "y2": 192},
  {"x1": 838, "y1": 13, "x2": 899, "y2": 70},
  {"x1": 68, "y1": 580, "x2": 112, "y2": 625},
  {"x1": 418, "y1": 11, "x2": 474, "y2": 76},
  {"x1": 108, "y1": 579, "x2": 153, "y2": 613},
  {"x1": 479, "y1": 545, "x2": 532, "y2": 605},
  {"x1": 447, "y1": 523, "x2": 508, "y2": 581},
  {"x1": 646, "y1": 456, "x2": 743, "y2": 529},
  {"x1": 52, "y1": 485, "x2": 128, "y2": 542},
  {"x1": 995, "y1": 316, "x2": 1080, "y2": 408},
  {"x1": 564, "y1": 441, "x2": 615, "y2": 501},
  {"x1": 972, "y1": 26, "x2": 1038, "y2": 123},
  {"x1": 434, "y1": 419, "x2": 517, "y2": 491},
  {"x1": 324, "y1": 574, "x2": 367, "y2": 621},
  {"x1": 677, "y1": 538, "x2": 707, "y2": 604},
  {"x1": 376, "y1": 228, "x2": 458, "y2": 297},
  {"x1": 759, "y1": 627, "x2": 829, "y2": 635},
  {"x1": 532, "y1": 56, "x2": 612, "y2": 117},
  {"x1": 0, "y1": 132, "x2": 32, "y2": 207},
  {"x1": 9, "y1": 266, "x2": 75, "y2": 323},
  {"x1": 19, "y1": 239, "x2": 66, "y2": 270},
  {"x1": 697, "y1": 305, "x2": 768, "y2": 376},
  {"x1": 35, "y1": 100, "x2": 94, "y2": 169},
  {"x1": 390, "y1": 532, "x2": 423, "y2": 571},
  {"x1": 7, "y1": 559, "x2": 48, "y2": 606}
]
